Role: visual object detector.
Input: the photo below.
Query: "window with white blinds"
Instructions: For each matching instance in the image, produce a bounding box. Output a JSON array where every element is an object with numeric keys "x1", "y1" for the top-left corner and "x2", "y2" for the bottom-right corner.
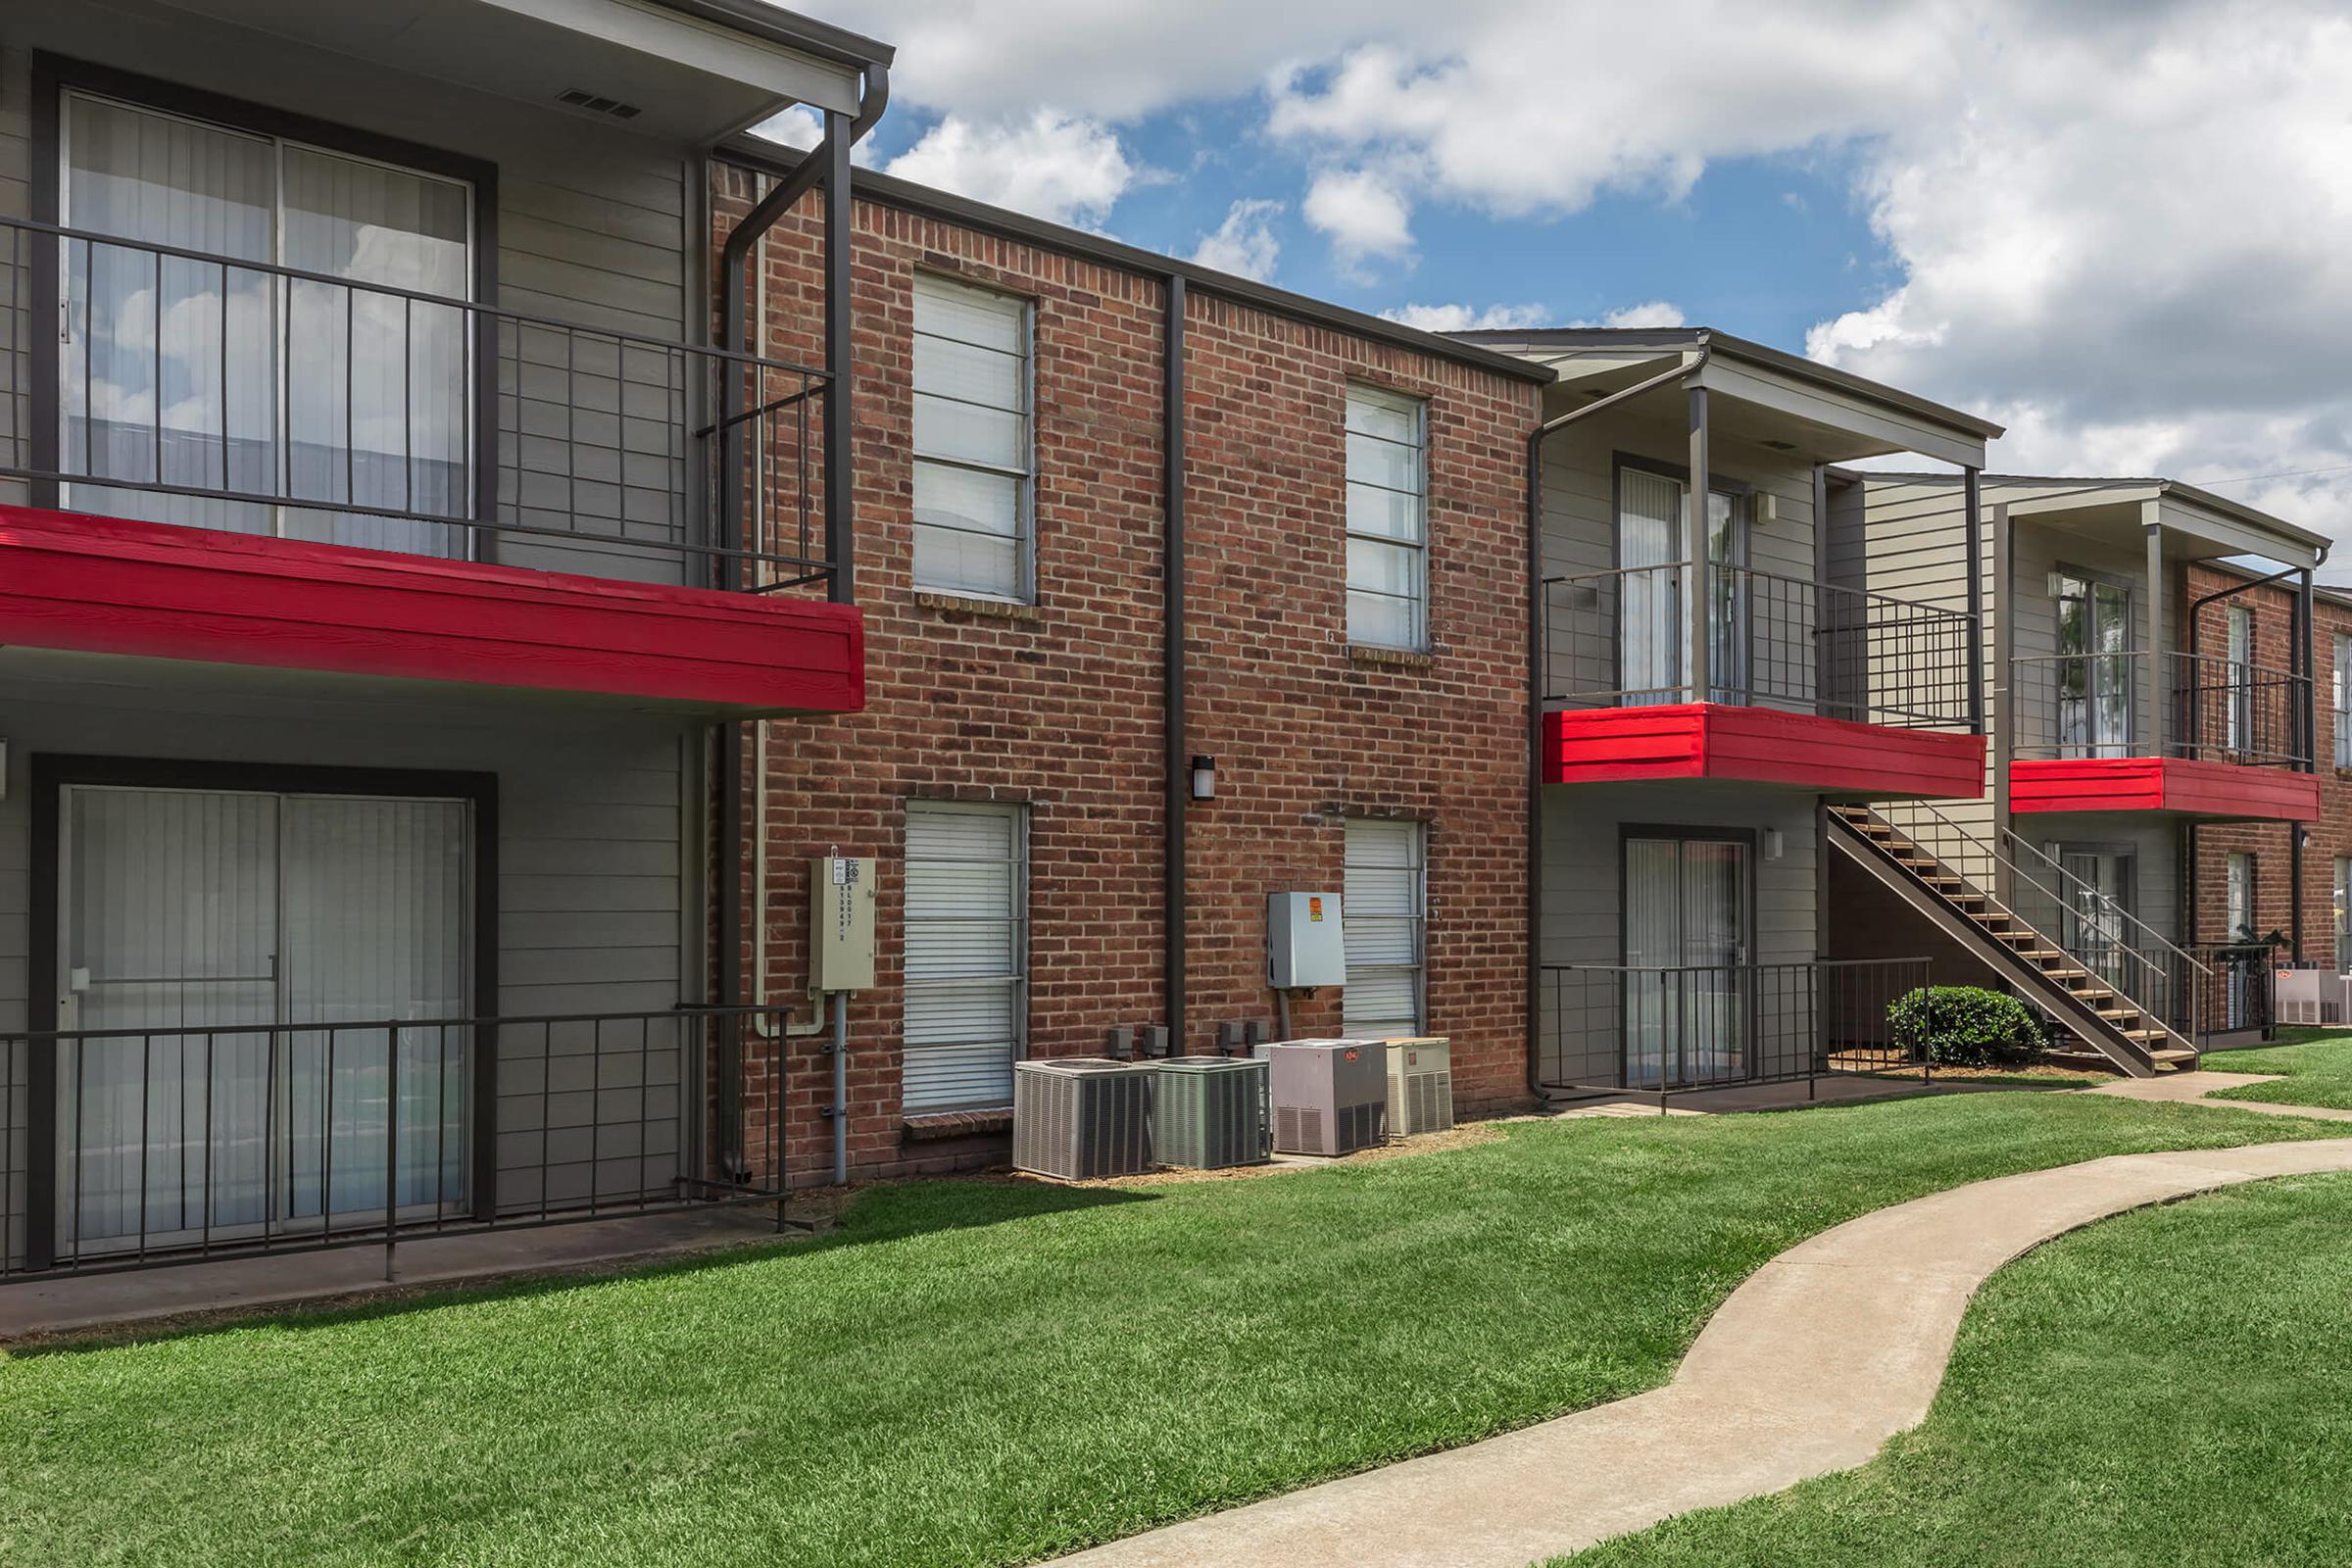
[
  {"x1": 903, "y1": 800, "x2": 1027, "y2": 1111},
  {"x1": 1345, "y1": 384, "x2": 1428, "y2": 650},
  {"x1": 2333, "y1": 635, "x2": 2351, "y2": 768},
  {"x1": 1343, "y1": 817, "x2": 1425, "y2": 1040},
  {"x1": 2336, "y1": 857, "x2": 2351, "y2": 972},
  {"x1": 912, "y1": 274, "x2": 1033, "y2": 600}
]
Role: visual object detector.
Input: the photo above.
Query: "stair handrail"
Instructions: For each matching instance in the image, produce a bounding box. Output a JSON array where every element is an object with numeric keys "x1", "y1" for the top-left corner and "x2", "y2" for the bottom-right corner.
[{"x1": 1861, "y1": 801, "x2": 2206, "y2": 1043}]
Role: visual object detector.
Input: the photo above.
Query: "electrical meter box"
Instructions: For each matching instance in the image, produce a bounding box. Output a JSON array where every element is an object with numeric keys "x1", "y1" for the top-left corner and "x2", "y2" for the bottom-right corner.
[
  {"x1": 809, "y1": 857, "x2": 876, "y2": 992},
  {"x1": 1266, "y1": 891, "x2": 1346, "y2": 988}
]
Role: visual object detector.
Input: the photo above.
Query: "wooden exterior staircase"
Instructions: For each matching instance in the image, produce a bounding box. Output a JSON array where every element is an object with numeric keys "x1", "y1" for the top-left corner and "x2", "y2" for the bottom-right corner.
[{"x1": 1828, "y1": 804, "x2": 2201, "y2": 1078}]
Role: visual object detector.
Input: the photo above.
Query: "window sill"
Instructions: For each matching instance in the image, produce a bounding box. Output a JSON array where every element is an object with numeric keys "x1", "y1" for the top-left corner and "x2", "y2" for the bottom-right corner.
[
  {"x1": 1348, "y1": 642, "x2": 1437, "y2": 670},
  {"x1": 913, "y1": 591, "x2": 1042, "y2": 623},
  {"x1": 903, "y1": 1106, "x2": 1014, "y2": 1142}
]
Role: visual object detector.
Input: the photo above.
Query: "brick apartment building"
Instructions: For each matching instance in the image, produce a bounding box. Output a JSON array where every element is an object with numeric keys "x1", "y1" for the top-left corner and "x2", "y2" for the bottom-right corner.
[
  {"x1": 714, "y1": 152, "x2": 1547, "y2": 1181},
  {"x1": 2189, "y1": 564, "x2": 2352, "y2": 970}
]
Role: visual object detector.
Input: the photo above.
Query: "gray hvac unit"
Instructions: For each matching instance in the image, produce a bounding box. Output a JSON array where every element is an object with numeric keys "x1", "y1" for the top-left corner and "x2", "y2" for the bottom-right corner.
[
  {"x1": 1012, "y1": 1058, "x2": 1155, "y2": 1180},
  {"x1": 1259, "y1": 1039, "x2": 1389, "y2": 1156},
  {"x1": 1152, "y1": 1055, "x2": 1270, "y2": 1169},
  {"x1": 1384, "y1": 1037, "x2": 1454, "y2": 1136}
]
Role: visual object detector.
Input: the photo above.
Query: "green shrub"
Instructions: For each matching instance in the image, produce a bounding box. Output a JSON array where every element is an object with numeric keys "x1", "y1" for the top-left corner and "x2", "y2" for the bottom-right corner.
[{"x1": 1888, "y1": 985, "x2": 2043, "y2": 1067}]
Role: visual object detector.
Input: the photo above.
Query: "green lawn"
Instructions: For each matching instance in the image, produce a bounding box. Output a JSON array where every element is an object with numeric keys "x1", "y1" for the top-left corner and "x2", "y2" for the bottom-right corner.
[
  {"x1": 1, "y1": 1094, "x2": 2338, "y2": 1568},
  {"x1": 1563, "y1": 1170, "x2": 2352, "y2": 1566},
  {"x1": 2205, "y1": 1027, "x2": 2352, "y2": 1110}
]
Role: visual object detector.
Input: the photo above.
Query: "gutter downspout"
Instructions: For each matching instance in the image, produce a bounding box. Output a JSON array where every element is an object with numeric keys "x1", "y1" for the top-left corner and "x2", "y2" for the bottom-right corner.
[
  {"x1": 1525, "y1": 353, "x2": 1707, "y2": 1103},
  {"x1": 711, "y1": 67, "x2": 888, "y2": 1180},
  {"x1": 1164, "y1": 274, "x2": 1188, "y2": 1053}
]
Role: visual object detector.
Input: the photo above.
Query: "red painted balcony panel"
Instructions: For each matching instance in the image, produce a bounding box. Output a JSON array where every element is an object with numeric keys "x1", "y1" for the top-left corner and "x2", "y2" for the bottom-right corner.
[
  {"x1": 1543, "y1": 704, "x2": 1985, "y2": 798},
  {"x1": 0, "y1": 506, "x2": 862, "y2": 716},
  {"x1": 2010, "y1": 757, "x2": 2321, "y2": 822}
]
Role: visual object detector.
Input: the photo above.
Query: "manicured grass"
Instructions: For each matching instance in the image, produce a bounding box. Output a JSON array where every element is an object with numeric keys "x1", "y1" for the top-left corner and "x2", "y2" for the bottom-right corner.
[
  {"x1": 1563, "y1": 1170, "x2": 2352, "y2": 1566},
  {"x1": 0, "y1": 1094, "x2": 2336, "y2": 1568},
  {"x1": 2205, "y1": 1027, "x2": 2352, "y2": 1109}
]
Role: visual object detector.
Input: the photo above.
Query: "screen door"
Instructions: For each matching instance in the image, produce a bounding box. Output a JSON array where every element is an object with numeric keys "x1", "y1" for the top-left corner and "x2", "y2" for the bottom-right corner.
[{"x1": 55, "y1": 784, "x2": 470, "y2": 1253}]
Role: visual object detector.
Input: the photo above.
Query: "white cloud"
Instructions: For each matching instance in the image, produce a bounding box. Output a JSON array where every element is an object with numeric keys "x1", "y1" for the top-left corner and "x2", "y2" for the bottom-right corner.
[
  {"x1": 1190, "y1": 199, "x2": 1284, "y2": 281},
  {"x1": 882, "y1": 111, "x2": 1140, "y2": 229},
  {"x1": 1301, "y1": 168, "x2": 1414, "y2": 274},
  {"x1": 1380, "y1": 302, "x2": 1546, "y2": 331},
  {"x1": 1581, "y1": 301, "x2": 1686, "y2": 330}
]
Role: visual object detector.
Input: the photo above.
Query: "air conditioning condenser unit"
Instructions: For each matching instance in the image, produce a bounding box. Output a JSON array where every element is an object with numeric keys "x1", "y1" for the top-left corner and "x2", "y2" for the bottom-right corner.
[
  {"x1": 1152, "y1": 1055, "x2": 1270, "y2": 1168},
  {"x1": 1012, "y1": 1058, "x2": 1154, "y2": 1180},
  {"x1": 1384, "y1": 1037, "x2": 1453, "y2": 1135},
  {"x1": 1258, "y1": 1039, "x2": 1388, "y2": 1156}
]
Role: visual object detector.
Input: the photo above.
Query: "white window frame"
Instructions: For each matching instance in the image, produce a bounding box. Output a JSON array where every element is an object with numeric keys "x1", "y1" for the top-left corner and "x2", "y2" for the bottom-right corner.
[
  {"x1": 2225, "y1": 604, "x2": 2254, "y2": 754},
  {"x1": 901, "y1": 799, "x2": 1029, "y2": 1112},
  {"x1": 909, "y1": 273, "x2": 1035, "y2": 603},
  {"x1": 2333, "y1": 634, "x2": 2352, "y2": 769},
  {"x1": 1345, "y1": 383, "x2": 1430, "y2": 651},
  {"x1": 2227, "y1": 850, "x2": 2257, "y2": 946},
  {"x1": 1343, "y1": 816, "x2": 1427, "y2": 1039},
  {"x1": 2335, "y1": 856, "x2": 2351, "y2": 973}
]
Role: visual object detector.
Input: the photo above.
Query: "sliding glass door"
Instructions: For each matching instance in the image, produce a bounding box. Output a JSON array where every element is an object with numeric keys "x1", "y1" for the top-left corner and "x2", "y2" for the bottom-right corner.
[
  {"x1": 1617, "y1": 466, "x2": 1745, "y2": 704},
  {"x1": 1623, "y1": 832, "x2": 1750, "y2": 1088},
  {"x1": 2053, "y1": 571, "x2": 2132, "y2": 757},
  {"x1": 59, "y1": 90, "x2": 473, "y2": 552},
  {"x1": 55, "y1": 784, "x2": 471, "y2": 1254}
]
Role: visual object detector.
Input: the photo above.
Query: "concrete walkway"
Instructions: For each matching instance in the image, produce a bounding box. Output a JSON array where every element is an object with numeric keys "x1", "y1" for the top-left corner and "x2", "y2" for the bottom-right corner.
[
  {"x1": 1053, "y1": 1089, "x2": 2352, "y2": 1568},
  {"x1": 2087, "y1": 1068, "x2": 2352, "y2": 1121}
]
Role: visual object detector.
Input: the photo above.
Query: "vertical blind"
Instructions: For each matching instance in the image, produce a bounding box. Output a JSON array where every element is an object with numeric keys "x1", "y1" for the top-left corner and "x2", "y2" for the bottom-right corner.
[
  {"x1": 1343, "y1": 818, "x2": 1424, "y2": 1040},
  {"x1": 2334, "y1": 857, "x2": 2350, "y2": 972},
  {"x1": 911, "y1": 275, "x2": 1031, "y2": 599},
  {"x1": 2225, "y1": 606, "x2": 2253, "y2": 752},
  {"x1": 62, "y1": 91, "x2": 471, "y2": 551},
  {"x1": 2333, "y1": 636, "x2": 2350, "y2": 768},
  {"x1": 1622, "y1": 836, "x2": 1747, "y2": 1089},
  {"x1": 59, "y1": 787, "x2": 469, "y2": 1250},
  {"x1": 903, "y1": 801, "x2": 1026, "y2": 1111},
  {"x1": 1345, "y1": 385, "x2": 1428, "y2": 650}
]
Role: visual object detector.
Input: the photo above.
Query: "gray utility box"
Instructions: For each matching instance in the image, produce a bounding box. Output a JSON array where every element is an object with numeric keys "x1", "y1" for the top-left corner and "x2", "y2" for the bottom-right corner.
[
  {"x1": 1267, "y1": 892, "x2": 1346, "y2": 988},
  {"x1": 1013, "y1": 1058, "x2": 1155, "y2": 1180},
  {"x1": 1258, "y1": 1039, "x2": 1389, "y2": 1156},
  {"x1": 1152, "y1": 1055, "x2": 1270, "y2": 1169},
  {"x1": 1384, "y1": 1037, "x2": 1454, "y2": 1136}
]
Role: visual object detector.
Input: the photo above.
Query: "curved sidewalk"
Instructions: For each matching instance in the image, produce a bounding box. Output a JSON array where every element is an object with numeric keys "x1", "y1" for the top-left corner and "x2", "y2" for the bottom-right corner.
[{"x1": 1053, "y1": 1081, "x2": 2352, "y2": 1568}]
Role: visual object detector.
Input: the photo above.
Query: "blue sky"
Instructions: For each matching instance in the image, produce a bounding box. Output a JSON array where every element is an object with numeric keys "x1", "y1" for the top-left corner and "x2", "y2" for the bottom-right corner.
[{"x1": 769, "y1": 1, "x2": 2352, "y2": 570}]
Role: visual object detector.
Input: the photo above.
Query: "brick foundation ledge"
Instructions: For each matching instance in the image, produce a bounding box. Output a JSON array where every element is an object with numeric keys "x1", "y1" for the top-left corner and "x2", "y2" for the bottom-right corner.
[{"x1": 903, "y1": 1106, "x2": 1015, "y2": 1143}]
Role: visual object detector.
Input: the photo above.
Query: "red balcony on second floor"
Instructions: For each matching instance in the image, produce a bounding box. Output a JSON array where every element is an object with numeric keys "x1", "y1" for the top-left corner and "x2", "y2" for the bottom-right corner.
[{"x1": 1541, "y1": 563, "x2": 1985, "y2": 797}]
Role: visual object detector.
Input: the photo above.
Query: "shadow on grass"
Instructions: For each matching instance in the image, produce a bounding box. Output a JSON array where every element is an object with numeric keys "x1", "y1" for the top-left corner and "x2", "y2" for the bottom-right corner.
[{"x1": 6, "y1": 1176, "x2": 1152, "y2": 1358}]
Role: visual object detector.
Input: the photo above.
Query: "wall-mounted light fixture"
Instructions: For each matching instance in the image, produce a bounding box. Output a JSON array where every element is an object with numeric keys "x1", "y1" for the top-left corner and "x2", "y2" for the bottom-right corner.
[
  {"x1": 1762, "y1": 827, "x2": 1785, "y2": 861},
  {"x1": 1190, "y1": 754, "x2": 1217, "y2": 801}
]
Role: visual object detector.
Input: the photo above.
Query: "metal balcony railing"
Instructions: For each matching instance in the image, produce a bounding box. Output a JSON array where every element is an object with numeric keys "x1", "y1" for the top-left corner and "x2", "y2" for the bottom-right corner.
[
  {"x1": 1543, "y1": 563, "x2": 1974, "y2": 728},
  {"x1": 1, "y1": 1004, "x2": 798, "y2": 1282},
  {"x1": 2012, "y1": 650, "x2": 2312, "y2": 767},
  {"x1": 1537, "y1": 956, "x2": 1935, "y2": 1100},
  {"x1": 0, "y1": 216, "x2": 834, "y2": 593}
]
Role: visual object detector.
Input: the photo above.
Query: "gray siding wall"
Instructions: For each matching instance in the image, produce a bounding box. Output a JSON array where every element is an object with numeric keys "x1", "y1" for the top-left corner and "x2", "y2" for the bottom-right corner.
[
  {"x1": 1541, "y1": 402, "x2": 1819, "y2": 706},
  {"x1": 0, "y1": 8, "x2": 705, "y2": 583},
  {"x1": 0, "y1": 669, "x2": 701, "y2": 1268}
]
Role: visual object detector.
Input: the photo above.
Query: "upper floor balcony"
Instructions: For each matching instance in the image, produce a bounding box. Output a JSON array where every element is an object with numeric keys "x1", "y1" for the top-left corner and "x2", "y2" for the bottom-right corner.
[
  {"x1": 2008, "y1": 648, "x2": 2320, "y2": 819},
  {"x1": 1540, "y1": 562, "x2": 1987, "y2": 796},
  {"x1": 0, "y1": 1, "x2": 892, "y2": 718}
]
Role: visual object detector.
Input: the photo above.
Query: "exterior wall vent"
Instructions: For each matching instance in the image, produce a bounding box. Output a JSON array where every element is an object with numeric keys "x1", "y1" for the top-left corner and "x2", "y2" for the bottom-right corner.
[
  {"x1": 1152, "y1": 1056, "x2": 1270, "y2": 1169},
  {"x1": 1384, "y1": 1038, "x2": 1455, "y2": 1136},
  {"x1": 1012, "y1": 1058, "x2": 1154, "y2": 1180},
  {"x1": 557, "y1": 88, "x2": 644, "y2": 121}
]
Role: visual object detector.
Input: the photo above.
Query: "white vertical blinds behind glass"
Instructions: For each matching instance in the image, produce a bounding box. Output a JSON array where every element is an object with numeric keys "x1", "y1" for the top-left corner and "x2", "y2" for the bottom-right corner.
[
  {"x1": 903, "y1": 801, "x2": 1026, "y2": 1110},
  {"x1": 1617, "y1": 467, "x2": 1683, "y2": 701},
  {"x1": 2333, "y1": 636, "x2": 2351, "y2": 767},
  {"x1": 57, "y1": 787, "x2": 468, "y2": 1250},
  {"x1": 62, "y1": 93, "x2": 470, "y2": 551},
  {"x1": 1345, "y1": 385, "x2": 1428, "y2": 649},
  {"x1": 911, "y1": 275, "x2": 1031, "y2": 599},
  {"x1": 1343, "y1": 818, "x2": 1424, "y2": 1039}
]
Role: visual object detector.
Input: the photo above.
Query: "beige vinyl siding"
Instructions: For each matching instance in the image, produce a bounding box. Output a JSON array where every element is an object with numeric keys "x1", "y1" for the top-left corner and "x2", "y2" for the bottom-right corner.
[{"x1": 0, "y1": 666, "x2": 700, "y2": 1266}]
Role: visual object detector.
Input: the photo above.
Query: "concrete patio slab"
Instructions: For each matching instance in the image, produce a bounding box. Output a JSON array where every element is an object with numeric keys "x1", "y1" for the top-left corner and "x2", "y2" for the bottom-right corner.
[
  {"x1": 1048, "y1": 1131, "x2": 2352, "y2": 1568},
  {"x1": 0, "y1": 1206, "x2": 800, "y2": 1340}
]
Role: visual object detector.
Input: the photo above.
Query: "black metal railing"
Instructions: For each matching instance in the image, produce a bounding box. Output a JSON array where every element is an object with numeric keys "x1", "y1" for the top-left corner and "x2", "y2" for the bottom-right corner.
[
  {"x1": 1542, "y1": 563, "x2": 1973, "y2": 728},
  {"x1": 2011, "y1": 650, "x2": 2311, "y2": 767},
  {"x1": 1537, "y1": 956, "x2": 1934, "y2": 1100},
  {"x1": 0, "y1": 215, "x2": 834, "y2": 593},
  {"x1": 2186, "y1": 945, "x2": 2277, "y2": 1041},
  {"x1": 1, "y1": 1004, "x2": 794, "y2": 1282}
]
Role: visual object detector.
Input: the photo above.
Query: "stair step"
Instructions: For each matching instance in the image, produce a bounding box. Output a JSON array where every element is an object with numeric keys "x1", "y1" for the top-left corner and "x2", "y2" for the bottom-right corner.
[
  {"x1": 2150, "y1": 1048, "x2": 2200, "y2": 1063},
  {"x1": 2126, "y1": 1030, "x2": 2173, "y2": 1043}
]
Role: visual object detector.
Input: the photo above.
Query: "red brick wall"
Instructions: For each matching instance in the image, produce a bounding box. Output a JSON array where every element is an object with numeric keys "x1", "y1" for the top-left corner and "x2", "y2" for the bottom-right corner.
[
  {"x1": 714, "y1": 164, "x2": 1540, "y2": 1183},
  {"x1": 2186, "y1": 564, "x2": 2347, "y2": 961}
]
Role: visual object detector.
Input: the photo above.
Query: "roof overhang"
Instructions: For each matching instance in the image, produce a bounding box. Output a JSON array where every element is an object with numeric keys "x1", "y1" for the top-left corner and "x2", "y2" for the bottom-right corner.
[
  {"x1": 143, "y1": 0, "x2": 888, "y2": 143},
  {"x1": 2002, "y1": 480, "x2": 2327, "y2": 569},
  {"x1": 1459, "y1": 327, "x2": 1998, "y2": 470}
]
